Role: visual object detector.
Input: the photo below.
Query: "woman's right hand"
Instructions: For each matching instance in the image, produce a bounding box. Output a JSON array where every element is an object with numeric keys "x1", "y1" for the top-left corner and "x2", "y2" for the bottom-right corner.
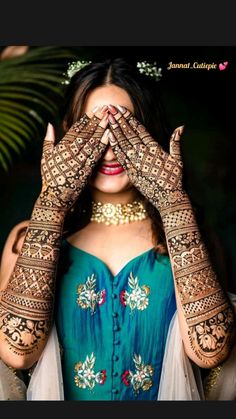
[{"x1": 38, "y1": 107, "x2": 109, "y2": 211}]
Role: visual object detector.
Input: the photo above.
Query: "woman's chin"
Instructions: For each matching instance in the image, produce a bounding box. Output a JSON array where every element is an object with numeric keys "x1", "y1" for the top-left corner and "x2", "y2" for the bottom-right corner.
[
  {"x1": 89, "y1": 178, "x2": 133, "y2": 194},
  {"x1": 89, "y1": 184, "x2": 131, "y2": 194}
]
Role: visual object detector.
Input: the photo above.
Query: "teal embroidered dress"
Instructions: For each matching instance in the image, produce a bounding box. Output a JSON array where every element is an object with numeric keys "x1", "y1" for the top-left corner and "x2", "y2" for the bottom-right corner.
[{"x1": 55, "y1": 239, "x2": 176, "y2": 400}]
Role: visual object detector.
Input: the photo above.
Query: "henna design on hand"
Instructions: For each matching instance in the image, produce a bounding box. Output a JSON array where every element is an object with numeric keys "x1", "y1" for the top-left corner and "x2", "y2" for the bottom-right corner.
[
  {"x1": 39, "y1": 114, "x2": 109, "y2": 209},
  {"x1": 0, "y1": 112, "x2": 109, "y2": 362},
  {"x1": 107, "y1": 105, "x2": 235, "y2": 367},
  {"x1": 107, "y1": 105, "x2": 186, "y2": 212}
]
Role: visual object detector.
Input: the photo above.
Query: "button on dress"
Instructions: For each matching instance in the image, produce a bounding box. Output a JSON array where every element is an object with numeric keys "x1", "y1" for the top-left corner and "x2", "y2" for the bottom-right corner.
[{"x1": 55, "y1": 239, "x2": 176, "y2": 400}]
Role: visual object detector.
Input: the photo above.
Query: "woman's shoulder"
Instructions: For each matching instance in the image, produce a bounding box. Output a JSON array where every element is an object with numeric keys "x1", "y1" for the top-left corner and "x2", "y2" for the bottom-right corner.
[
  {"x1": 155, "y1": 252, "x2": 171, "y2": 268},
  {"x1": 3, "y1": 220, "x2": 29, "y2": 253},
  {"x1": 0, "y1": 220, "x2": 30, "y2": 290}
]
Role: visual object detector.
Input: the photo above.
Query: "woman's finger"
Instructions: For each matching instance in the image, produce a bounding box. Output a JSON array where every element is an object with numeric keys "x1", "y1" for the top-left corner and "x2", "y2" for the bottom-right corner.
[
  {"x1": 108, "y1": 130, "x2": 139, "y2": 173},
  {"x1": 60, "y1": 113, "x2": 103, "y2": 152},
  {"x1": 94, "y1": 105, "x2": 108, "y2": 120},
  {"x1": 116, "y1": 105, "x2": 158, "y2": 147},
  {"x1": 108, "y1": 109, "x2": 158, "y2": 165},
  {"x1": 108, "y1": 112, "x2": 130, "y2": 143},
  {"x1": 169, "y1": 126, "x2": 184, "y2": 162},
  {"x1": 61, "y1": 113, "x2": 90, "y2": 142},
  {"x1": 108, "y1": 112, "x2": 139, "y2": 162},
  {"x1": 100, "y1": 128, "x2": 110, "y2": 146},
  {"x1": 72, "y1": 113, "x2": 91, "y2": 132},
  {"x1": 130, "y1": 116, "x2": 158, "y2": 147},
  {"x1": 59, "y1": 114, "x2": 91, "y2": 147},
  {"x1": 98, "y1": 111, "x2": 109, "y2": 129},
  {"x1": 75, "y1": 106, "x2": 108, "y2": 139},
  {"x1": 108, "y1": 105, "x2": 142, "y2": 151},
  {"x1": 87, "y1": 128, "x2": 110, "y2": 161},
  {"x1": 75, "y1": 120, "x2": 109, "y2": 169},
  {"x1": 42, "y1": 123, "x2": 56, "y2": 156},
  {"x1": 75, "y1": 129, "x2": 110, "y2": 182},
  {"x1": 81, "y1": 113, "x2": 109, "y2": 150},
  {"x1": 85, "y1": 104, "x2": 108, "y2": 120},
  {"x1": 109, "y1": 105, "x2": 138, "y2": 140}
]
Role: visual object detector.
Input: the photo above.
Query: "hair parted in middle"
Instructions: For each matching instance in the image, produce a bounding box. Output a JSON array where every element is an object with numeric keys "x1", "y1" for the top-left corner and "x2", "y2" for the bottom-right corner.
[{"x1": 61, "y1": 57, "x2": 171, "y2": 255}]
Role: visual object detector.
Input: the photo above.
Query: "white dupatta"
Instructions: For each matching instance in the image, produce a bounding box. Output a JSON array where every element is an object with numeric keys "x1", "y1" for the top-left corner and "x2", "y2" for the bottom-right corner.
[
  {"x1": 1, "y1": 293, "x2": 235, "y2": 401},
  {"x1": 26, "y1": 313, "x2": 203, "y2": 401},
  {"x1": 26, "y1": 324, "x2": 64, "y2": 400}
]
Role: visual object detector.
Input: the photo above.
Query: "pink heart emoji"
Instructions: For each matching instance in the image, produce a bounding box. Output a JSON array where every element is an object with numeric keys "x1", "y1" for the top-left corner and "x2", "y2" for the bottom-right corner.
[
  {"x1": 223, "y1": 62, "x2": 228, "y2": 66},
  {"x1": 219, "y1": 63, "x2": 226, "y2": 71}
]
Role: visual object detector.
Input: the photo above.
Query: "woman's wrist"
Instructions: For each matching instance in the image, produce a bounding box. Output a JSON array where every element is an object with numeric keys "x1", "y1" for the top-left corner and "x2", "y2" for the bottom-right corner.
[
  {"x1": 34, "y1": 194, "x2": 68, "y2": 222},
  {"x1": 155, "y1": 189, "x2": 190, "y2": 218}
]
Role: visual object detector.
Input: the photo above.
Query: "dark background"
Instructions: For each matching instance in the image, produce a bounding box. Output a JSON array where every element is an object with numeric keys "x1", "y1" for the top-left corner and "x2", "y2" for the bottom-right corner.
[{"x1": 1, "y1": 45, "x2": 236, "y2": 292}]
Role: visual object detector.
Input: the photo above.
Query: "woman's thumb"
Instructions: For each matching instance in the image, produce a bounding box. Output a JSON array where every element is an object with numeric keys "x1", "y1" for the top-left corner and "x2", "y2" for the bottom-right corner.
[
  {"x1": 169, "y1": 125, "x2": 184, "y2": 161},
  {"x1": 42, "y1": 123, "x2": 55, "y2": 155}
]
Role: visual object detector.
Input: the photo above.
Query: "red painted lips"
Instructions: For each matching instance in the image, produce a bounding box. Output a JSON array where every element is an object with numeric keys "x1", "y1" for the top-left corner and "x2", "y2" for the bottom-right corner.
[{"x1": 98, "y1": 163, "x2": 125, "y2": 175}]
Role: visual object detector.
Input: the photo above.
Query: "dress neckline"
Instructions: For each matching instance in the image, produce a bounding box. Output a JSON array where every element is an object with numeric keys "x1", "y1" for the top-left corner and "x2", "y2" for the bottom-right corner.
[{"x1": 64, "y1": 239, "x2": 155, "y2": 278}]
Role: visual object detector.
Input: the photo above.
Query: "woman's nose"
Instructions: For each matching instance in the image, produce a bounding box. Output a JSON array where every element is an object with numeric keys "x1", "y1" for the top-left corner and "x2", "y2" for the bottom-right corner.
[{"x1": 103, "y1": 144, "x2": 116, "y2": 161}]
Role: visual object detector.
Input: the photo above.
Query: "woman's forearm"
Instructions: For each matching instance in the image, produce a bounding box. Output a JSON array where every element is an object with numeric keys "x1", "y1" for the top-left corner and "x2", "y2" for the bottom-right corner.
[
  {"x1": 0, "y1": 196, "x2": 66, "y2": 368},
  {"x1": 104, "y1": 106, "x2": 236, "y2": 367},
  {"x1": 159, "y1": 192, "x2": 236, "y2": 367},
  {"x1": 0, "y1": 113, "x2": 109, "y2": 369}
]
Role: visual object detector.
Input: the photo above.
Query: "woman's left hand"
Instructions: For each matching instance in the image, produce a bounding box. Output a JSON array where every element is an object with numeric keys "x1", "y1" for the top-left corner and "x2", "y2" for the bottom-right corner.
[{"x1": 107, "y1": 105, "x2": 186, "y2": 212}]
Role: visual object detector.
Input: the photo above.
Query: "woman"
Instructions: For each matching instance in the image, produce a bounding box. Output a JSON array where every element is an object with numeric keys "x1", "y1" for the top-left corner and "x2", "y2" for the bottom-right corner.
[{"x1": 0, "y1": 58, "x2": 235, "y2": 400}]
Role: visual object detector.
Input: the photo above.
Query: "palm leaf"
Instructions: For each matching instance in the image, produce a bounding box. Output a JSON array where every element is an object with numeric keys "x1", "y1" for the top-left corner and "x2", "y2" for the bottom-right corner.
[
  {"x1": 0, "y1": 100, "x2": 45, "y2": 125},
  {"x1": 0, "y1": 46, "x2": 78, "y2": 171},
  {"x1": 0, "y1": 141, "x2": 13, "y2": 169},
  {"x1": 0, "y1": 92, "x2": 58, "y2": 116},
  {"x1": 0, "y1": 112, "x2": 36, "y2": 138},
  {"x1": 0, "y1": 123, "x2": 28, "y2": 147}
]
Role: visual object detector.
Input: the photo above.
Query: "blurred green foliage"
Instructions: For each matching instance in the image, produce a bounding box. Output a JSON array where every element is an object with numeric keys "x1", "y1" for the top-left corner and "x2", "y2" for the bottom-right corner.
[{"x1": 0, "y1": 46, "x2": 78, "y2": 171}]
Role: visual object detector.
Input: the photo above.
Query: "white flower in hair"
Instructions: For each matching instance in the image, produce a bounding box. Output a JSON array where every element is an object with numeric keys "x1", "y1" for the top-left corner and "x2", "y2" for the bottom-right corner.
[
  {"x1": 63, "y1": 60, "x2": 92, "y2": 84},
  {"x1": 137, "y1": 61, "x2": 162, "y2": 81},
  {"x1": 62, "y1": 59, "x2": 162, "y2": 85}
]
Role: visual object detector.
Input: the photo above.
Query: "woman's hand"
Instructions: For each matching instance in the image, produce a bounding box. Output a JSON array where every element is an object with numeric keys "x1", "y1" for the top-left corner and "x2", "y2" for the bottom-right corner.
[
  {"x1": 38, "y1": 107, "x2": 109, "y2": 210},
  {"x1": 107, "y1": 105, "x2": 186, "y2": 212}
]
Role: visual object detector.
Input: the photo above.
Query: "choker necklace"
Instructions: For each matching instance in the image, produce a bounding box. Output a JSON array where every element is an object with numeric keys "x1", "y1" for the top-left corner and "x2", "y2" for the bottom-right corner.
[{"x1": 90, "y1": 200, "x2": 147, "y2": 226}]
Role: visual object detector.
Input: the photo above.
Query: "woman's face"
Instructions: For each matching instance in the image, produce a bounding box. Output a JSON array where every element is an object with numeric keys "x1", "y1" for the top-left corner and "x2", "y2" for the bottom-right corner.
[{"x1": 83, "y1": 84, "x2": 135, "y2": 194}]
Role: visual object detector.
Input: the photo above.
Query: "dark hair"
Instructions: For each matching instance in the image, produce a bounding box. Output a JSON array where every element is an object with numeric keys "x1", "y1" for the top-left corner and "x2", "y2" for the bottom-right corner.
[
  {"x1": 62, "y1": 58, "x2": 170, "y2": 146},
  {"x1": 61, "y1": 58, "x2": 170, "y2": 255}
]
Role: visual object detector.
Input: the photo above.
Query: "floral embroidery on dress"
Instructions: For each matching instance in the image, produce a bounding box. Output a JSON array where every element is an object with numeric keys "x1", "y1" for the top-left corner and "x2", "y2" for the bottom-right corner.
[
  {"x1": 74, "y1": 352, "x2": 106, "y2": 390},
  {"x1": 120, "y1": 272, "x2": 150, "y2": 313},
  {"x1": 122, "y1": 353, "x2": 154, "y2": 394},
  {"x1": 76, "y1": 274, "x2": 106, "y2": 314}
]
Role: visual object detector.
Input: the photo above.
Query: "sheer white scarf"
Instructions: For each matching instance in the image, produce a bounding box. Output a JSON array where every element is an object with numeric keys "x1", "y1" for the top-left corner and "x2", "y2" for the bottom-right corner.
[
  {"x1": 1, "y1": 293, "x2": 235, "y2": 401},
  {"x1": 26, "y1": 313, "x2": 203, "y2": 401}
]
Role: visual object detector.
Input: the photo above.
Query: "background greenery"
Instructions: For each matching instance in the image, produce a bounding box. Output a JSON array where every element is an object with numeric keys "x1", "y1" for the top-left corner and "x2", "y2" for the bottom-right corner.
[{"x1": 0, "y1": 46, "x2": 235, "y2": 292}]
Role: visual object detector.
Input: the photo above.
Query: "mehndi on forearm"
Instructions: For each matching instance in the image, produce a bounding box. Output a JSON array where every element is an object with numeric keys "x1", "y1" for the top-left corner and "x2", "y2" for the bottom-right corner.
[
  {"x1": 0, "y1": 113, "x2": 109, "y2": 364},
  {"x1": 106, "y1": 106, "x2": 236, "y2": 367},
  {"x1": 159, "y1": 192, "x2": 235, "y2": 366},
  {"x1": 0, "y1": 198, "x2": 66, "y2": 358}
]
